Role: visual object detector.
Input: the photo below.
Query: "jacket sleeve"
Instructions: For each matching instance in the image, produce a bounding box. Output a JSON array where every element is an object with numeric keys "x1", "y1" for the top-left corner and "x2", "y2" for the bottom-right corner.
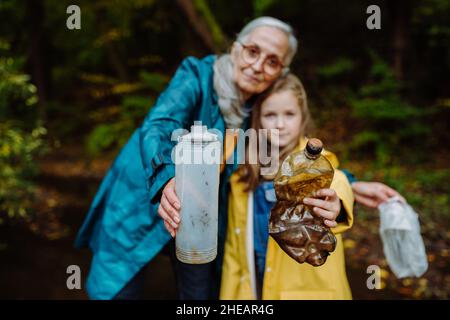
[
  {"x1": 322, "y1": 149, "x2": 339, "y2": 169},
  {"x1": 139, "y1": 57, "x2": 202, "y2": 204},
  {"x1": 330, "y1": 169, "x2": 354, "y2": 234},
  {"x1": 341, "y1": 169, "x2": 357, "y2": 184},
  {"x1": 323, "y1": 149, "x2": 358, "y2": 184},
  {"x1": 322, "y1": 150, "x2": 354, "y2": 234}
]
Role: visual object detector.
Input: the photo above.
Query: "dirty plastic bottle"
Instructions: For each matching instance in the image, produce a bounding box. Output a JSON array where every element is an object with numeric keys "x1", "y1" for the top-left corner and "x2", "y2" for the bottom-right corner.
[
  {"x1": 269, "y1": 138, "x2": 337, "y2": 266},
  {"x1": 174, "y1": 123, "x2": 221, "y2": 264}
]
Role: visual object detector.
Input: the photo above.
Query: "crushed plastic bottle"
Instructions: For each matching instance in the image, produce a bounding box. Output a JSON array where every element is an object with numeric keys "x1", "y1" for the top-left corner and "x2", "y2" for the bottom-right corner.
[{"x1": 269, "y1": 138, "x2": 337, "y2": 266}]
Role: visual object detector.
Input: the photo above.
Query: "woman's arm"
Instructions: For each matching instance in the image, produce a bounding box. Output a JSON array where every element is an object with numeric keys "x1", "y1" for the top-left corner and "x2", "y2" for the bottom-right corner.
[
  {"x1": 139, "y1": 57, "x2": 203, "y2": 234},
  {"x1": 341, "y1": 169, "x2": 406, "y2": 208},
  {"x1": 140, "y1": 57, "x2": 202, "y2": 202},
  {"x1": 351, "y1": 181, "x2": 406, "y2": 208}
]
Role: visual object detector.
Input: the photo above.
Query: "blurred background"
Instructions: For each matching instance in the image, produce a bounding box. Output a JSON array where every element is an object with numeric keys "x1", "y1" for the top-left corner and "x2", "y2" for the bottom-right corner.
[{"x1": 0, "y1": 0, "x2": 448, "y2": 299}]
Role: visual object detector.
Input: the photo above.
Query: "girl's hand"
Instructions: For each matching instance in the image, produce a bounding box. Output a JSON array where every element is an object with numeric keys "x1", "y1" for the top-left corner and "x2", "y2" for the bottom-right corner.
[
  {"x1": 303, "y1": 188, "x2": 341, "y2": 228},
  {"x1": 157, "y1": 178, "x2": 181, "y2": 237}
]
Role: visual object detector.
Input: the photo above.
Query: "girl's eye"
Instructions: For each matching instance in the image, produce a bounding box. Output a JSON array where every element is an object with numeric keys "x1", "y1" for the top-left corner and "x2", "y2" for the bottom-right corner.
[{"x1": 263, "y1": 113, "x2": 276, "y2": 118}]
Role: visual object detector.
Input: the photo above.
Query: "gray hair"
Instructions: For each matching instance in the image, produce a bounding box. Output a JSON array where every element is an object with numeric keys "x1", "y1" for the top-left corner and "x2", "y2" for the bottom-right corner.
[
  {"x1": 237, "y1": 16, "x2": 297, "y2": 66},
  {"x1": 213, "y1": 17, "x2": 297, "y2": 129}
]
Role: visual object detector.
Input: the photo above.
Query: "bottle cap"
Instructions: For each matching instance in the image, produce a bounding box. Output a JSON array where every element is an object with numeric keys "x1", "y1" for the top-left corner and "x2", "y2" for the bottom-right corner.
[
  {"x1": 179, "y1": 121, "x2": 218, "y2": 143},
  {"x1": 305, "y1": 138, "x2": 323, "y2": 158}
]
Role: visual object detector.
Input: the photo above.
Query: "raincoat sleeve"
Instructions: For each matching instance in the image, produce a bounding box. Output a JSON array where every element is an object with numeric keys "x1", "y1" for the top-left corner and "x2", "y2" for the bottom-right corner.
[
  {"x1": 139, "y1": 57, "x2": 202, "y2": 203},
  {"x1": 323, "y1": 150, "x2": 354, "y2": 234},
  {"x1": 322, "y1": 149, "x2": 358, "y2": 184},
  {"x1": 330, "y1": 169, "x2": 354, "y2": 234}
]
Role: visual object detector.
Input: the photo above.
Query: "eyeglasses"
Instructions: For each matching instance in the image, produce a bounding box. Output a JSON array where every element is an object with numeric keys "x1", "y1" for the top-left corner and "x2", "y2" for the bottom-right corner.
[{"x1": 237, "y1": 41, "x2": 285, "y2": 76}]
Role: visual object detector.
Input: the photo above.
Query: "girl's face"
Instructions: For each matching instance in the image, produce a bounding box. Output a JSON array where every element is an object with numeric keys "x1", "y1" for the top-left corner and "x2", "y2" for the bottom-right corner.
[{"x1": 260, "y1": 90, "x2": 302, "y2": 148}]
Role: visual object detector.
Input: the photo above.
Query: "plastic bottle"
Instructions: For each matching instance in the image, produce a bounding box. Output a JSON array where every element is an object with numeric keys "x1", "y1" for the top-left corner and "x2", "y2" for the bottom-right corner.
[
  {"x1": 174, "y1": 123, "x2": 221, "y2": 264},
  {"x1": 269, "y1": 138, "x2": 337, "y2": 266}
]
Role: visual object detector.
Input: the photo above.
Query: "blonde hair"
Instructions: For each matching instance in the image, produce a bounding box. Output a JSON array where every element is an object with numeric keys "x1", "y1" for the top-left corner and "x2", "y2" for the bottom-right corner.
[{"x1": 239, "y1": 73, "x2": 314, "y2": 191}]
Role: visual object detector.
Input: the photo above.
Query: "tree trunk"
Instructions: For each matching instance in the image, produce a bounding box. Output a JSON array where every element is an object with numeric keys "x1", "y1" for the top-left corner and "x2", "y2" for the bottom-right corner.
[
  {"x1": 96, "y1": 8, "x2": 129, "y2": 82},
  {"x1": 390, "y1": 0, "x2": 411, "y2": 81},
  {"x1": 26, "y1": 0, "x2": 49, "y2": 121},
  {"x1": 175, "y1": 0, "x2": 225, "y2": 53}
]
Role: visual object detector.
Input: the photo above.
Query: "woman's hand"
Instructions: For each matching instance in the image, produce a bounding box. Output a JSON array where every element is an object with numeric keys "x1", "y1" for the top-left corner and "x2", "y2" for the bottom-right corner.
[
  {"x1": 303, "y1": 188, "x2": 341, "y2": 228},
  {"x1": 351, "y1": 181, "x2": 406, "y2": 209},
  {"x1": 157, "y1": 178, "x2": 181, "y2": 237}
]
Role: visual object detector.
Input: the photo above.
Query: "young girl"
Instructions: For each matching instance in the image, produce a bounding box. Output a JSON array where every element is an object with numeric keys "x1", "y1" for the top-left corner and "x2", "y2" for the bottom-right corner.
[{"x1": 220, "y1": 74, "x2": 354, "y2": 300}]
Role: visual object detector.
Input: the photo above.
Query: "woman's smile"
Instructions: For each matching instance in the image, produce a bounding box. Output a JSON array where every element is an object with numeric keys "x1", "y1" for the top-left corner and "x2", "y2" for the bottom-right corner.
[{"x1": 243, "y1": 72, "x2": 261, "y2": 84}]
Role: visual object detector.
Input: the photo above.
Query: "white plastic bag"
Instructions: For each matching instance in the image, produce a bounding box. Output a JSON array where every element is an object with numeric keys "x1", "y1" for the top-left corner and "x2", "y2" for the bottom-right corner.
[{"x1": 378, "y1": 196, "x2": 428, "y2": 278}]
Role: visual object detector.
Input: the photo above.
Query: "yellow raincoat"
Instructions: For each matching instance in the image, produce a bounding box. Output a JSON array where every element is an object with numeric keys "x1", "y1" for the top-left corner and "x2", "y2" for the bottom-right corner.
[{"x1": 220, "y1": 137, "x2": 354, "y2": 300}]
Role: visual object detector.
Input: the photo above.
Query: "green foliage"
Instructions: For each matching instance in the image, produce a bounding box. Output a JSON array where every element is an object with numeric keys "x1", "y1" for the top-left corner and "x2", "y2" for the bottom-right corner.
[
  {"x1": 253, "y1": 0, "x2": 275, "y2": 16},
  {"x1": 0, "y1": 56, "x2": 38, "y2": 122},
  {"x1": 348, "y1": 52, "x2": 431, "y2": 165},
  {"x1": 139, "y1": 71, "x2": 170, "y2": 92},
  {"x1": 0, "y1": 51, "x2": 47, "y2": 223},
  {"x1": 86, "y1": 125, "x2": 115, "y2": 153},
  {"x1": 356, "y1": 165, "x2": 450, "y2": 221},
  {"x1": 316, "y1": 57, "x2": 355, "y2": 79},
  {"x1": 85, "y1": 71, "x2": 168, "y2": 156},
  {"x1": 413, "y1": 0, "x2": 450, "y2": 48},
  {"x1": 312, "y1": 57, "x2": 357, "y2": 113},
  {"x1": 0, "y1": 124, "x2": 47, "y2": 223}
]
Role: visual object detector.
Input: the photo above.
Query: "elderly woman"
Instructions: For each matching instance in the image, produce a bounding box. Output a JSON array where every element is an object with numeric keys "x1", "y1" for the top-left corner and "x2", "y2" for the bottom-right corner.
[{"x1": 75, "y1": 17, "x2": 299, "y2": 300}]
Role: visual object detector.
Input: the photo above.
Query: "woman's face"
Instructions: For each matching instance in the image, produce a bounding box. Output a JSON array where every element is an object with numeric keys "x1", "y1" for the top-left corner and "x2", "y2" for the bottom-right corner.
[
  {"x1": 260, "y1": 90, "x2": 302, "y2": 148},
  {"x1": 231, "y1": 26, "x2": 290, "y2": 97}
]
